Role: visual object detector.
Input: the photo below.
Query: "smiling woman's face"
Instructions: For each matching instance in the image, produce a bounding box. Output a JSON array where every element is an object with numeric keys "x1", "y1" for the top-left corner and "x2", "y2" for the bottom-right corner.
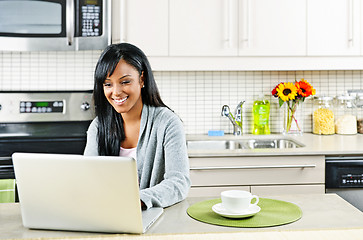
[{"x1": 103, "y1": 59, "x2": 144, "y2": 115}]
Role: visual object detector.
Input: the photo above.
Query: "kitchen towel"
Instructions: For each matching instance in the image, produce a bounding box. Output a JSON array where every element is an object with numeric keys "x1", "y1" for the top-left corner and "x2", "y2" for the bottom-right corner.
[{"x1": 187, "y1": 198, "x2": 302, "y2": 228}]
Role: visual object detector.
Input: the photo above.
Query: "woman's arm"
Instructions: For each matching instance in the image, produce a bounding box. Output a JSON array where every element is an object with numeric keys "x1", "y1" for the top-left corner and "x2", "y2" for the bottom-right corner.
[
  {"x1": 83, "y1": 118, "x2": 100, "y2": 156},
  {"x1": 139, "y1": 113, "x2": 191, "y2": 209}
]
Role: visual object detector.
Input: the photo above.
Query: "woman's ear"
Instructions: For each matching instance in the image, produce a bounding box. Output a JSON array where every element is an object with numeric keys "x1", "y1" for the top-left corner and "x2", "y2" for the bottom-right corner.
[{"x1": 140, "y1": 71, "x2": 145, "y2": 88}]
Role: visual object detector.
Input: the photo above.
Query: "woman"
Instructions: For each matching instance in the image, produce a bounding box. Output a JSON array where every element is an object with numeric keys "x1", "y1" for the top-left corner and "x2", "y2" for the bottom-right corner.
[{"x1": 84, "y1": 43, "x2": 190, "y2": 209}]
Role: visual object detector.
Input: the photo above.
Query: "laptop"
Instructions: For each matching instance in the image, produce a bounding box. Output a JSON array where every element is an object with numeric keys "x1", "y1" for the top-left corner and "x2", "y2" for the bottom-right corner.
[{"x1": 12, "y1": 152, "x2": 163, "y2": 234}]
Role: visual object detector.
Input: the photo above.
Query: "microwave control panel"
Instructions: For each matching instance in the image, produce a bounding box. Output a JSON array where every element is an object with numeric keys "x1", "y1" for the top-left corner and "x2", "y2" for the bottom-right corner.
[{"x1": 78, "y1": 0, "x2": 103, "y2": 37}]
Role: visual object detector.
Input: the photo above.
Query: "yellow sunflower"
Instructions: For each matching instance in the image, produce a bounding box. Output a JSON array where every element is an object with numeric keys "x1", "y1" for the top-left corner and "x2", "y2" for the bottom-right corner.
[{"x1": 276, "y1": 82, "x2": 297, "y2": 102}]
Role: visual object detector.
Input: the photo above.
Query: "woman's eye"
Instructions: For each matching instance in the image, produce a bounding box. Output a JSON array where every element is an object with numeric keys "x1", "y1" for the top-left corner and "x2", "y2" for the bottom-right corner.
[
  {"x1": 103, "y1": 82, "x2": 111, "y2": 87},
  {"x1": 121, "y1": 80, "x2": 131, "y2": 85}
]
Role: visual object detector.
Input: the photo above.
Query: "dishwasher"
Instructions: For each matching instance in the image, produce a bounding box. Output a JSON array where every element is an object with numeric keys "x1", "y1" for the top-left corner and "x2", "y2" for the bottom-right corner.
[{"x1": 326, "y1": 155, "x2": 363, "y2": 211}]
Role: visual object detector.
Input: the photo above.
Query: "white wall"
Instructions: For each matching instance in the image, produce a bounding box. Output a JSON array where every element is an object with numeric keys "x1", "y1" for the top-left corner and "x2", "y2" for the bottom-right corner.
[{"x1": 1, "y1": 50, "x2": 362, "y2": 134}]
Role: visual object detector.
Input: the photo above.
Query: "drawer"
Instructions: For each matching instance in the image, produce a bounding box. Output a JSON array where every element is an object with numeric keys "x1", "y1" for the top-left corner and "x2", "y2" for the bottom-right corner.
[
  {"x1": 189, "y1": 155, "x2": 325, "y2": 187},
  {"x1": 251, "y1": 184, "x2": 325, "y2": 196},
  {"x1": 188, "y1": 186, "x2": 250, "y2": 198}
]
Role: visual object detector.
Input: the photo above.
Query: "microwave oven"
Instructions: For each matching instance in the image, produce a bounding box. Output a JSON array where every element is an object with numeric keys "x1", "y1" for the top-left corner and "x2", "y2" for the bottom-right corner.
[{"x1": 0, "y1": 0, "x2": 111, "y2": 51}]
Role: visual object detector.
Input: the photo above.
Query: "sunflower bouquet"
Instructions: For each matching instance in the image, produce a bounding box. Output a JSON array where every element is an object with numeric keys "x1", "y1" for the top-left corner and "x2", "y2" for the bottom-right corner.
[{"x1": 272, "y1": 79, "x2": 315, "y2": 133}]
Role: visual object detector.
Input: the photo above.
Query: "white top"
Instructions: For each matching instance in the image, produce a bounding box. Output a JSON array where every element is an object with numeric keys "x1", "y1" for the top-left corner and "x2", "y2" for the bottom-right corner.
[{"x1": 119, "y1": 147, "x2": 137, "y2": 160}]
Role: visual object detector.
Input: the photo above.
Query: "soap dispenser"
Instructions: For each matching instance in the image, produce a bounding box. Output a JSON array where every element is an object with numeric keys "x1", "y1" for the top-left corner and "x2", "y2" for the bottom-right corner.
[{"x1": 252, "y1": 95, "x2": 270, "y2": 135}]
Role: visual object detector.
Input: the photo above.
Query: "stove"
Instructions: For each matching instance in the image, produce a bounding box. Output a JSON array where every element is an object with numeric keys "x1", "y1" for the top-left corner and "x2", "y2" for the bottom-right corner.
[{"x1": 0, "y1": 91, "x2": 95, "y2": 179}]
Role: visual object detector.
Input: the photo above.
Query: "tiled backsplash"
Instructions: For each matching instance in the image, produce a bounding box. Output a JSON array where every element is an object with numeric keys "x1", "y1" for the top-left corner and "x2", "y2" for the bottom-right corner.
[{"x1": 1, "y1": 50, "x2": 362, "y2": 134}]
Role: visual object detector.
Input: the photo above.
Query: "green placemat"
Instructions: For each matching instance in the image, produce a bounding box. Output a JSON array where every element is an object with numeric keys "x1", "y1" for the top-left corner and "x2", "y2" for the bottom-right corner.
[
  {"x1": 0, "y1": 179, "x2": 15, "y2": 203},
  {"x1": 187, "y1": 198, "x2": 302, "y2": 228}
]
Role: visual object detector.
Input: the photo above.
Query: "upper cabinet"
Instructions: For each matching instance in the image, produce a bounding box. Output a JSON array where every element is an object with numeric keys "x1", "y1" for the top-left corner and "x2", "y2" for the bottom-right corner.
[
  {"x1": 238, "y1": 0, "x2": 306, "y2": 56},
  {"x1": 112, "y1": 0, "x2": 363, "y2": 70},
  {"x1": 112, "y1": 0, "x2": 168, "y2": 56},
  {"x1": 307, "y1": 0, "x2": 361, "y2": 56},
  {"x1": 169, "y1": 0, "x2": 305, "y2": 56},
  {"x1": 169, "y1": 0, "x2": 238, "y2": 56}
]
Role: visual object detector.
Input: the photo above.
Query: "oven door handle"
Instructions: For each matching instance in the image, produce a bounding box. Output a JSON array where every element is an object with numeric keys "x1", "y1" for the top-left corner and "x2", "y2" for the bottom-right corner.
[
  {"x1": 0, "y1": 157, "x2": 12, "y2": 161},
  {"x1": 326, "y1": 160, "x2": 363, "y2": 164},
  {"x1": 66, "y1": 0, "x2": 75, "y2": 46}
]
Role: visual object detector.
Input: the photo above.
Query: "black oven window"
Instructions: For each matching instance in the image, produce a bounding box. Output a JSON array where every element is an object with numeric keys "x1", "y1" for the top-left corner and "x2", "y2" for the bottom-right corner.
[{"x1": 0, "y1": 0, "x2": 66, "y2": 37}]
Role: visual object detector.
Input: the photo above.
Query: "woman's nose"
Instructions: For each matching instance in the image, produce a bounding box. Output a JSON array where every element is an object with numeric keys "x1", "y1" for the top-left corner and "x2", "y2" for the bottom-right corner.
[{"x1": 112, "y1": 84, "x2": 123, "y2": 96}]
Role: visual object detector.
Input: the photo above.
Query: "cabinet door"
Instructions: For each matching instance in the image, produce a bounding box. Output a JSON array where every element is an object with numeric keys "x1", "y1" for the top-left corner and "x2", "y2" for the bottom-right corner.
[
  {"x1": 251, "y1": 184, "x2": 325, "y2": 196},
  {"x1": 169, "y1": 0, "x2": 238, "y2": 56},
  {"x1": 238, "y1": 0, "x2": 306, "y2": 56},
  {"x1": 307, "y1": 0, "x2": 361, "y2": 56},
  {"x1": 117, "y1": 0, "x2": 168, "y2": 56}
]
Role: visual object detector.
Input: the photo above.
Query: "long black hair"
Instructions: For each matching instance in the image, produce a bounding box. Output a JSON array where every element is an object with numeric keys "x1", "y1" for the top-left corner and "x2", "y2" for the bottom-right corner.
[{"x1": 93, "y1": 43, "x2": 167, "y2": 156}]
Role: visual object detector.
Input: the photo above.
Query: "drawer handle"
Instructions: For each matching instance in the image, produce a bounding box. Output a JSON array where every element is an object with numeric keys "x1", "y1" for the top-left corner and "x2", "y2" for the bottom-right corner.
[{"x1": 190, "y1": 164, "x2": 316, "y2": 170}]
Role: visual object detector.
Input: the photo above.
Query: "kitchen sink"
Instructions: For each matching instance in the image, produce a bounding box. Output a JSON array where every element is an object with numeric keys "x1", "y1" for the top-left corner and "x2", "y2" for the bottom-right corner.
[
  {"x1": 186, "y1": 140, "x2": 247, "y2": 150},
  {"x1": 244, "y1": 139, "x2": 303, "y2": 149},
  {"x1": 187, "y1": 138, "x2": 304, "y2": 150}
]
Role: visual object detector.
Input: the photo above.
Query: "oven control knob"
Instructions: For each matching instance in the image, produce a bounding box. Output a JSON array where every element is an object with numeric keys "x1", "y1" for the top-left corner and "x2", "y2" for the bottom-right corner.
[{"x1": 80, "y1": 102, "x2": 90, "y2": 111}]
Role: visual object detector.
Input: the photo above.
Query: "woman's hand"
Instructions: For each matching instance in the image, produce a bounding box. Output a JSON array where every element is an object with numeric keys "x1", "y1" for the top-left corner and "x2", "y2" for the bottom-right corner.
[{"x1": 141, "y1": 200, "x2": 146, "y2": 210}]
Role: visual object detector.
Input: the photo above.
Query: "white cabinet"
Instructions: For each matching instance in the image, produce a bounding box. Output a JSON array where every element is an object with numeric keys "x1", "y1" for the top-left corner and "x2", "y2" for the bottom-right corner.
[
  {"x1": 188, "y1": 155, "x2": 325, "y2": 197},
  {"x1": 113, "y1": 0, "x2": 363, "y2": 70},
  {"x1": 238, "y1": 0, "x2": 306, "y2": 56},
  {"x1": 169, "y1": 0, "x2": 238, "y2": 56},
  {"x1": 307, "y1": 0, "x2": 361, "y2": 56},
  {"x1": 112, "y1": 0, "x2": 168, "y2": 56},
  {"x1": 169, "y1": 0, "x2": 306, "y2": 56}
]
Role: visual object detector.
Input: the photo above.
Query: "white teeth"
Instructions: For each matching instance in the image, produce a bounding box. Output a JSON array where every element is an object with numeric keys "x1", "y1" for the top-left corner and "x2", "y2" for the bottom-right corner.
[{"x1": 113, "y1": 97, "x2": 128, "y2": 104}]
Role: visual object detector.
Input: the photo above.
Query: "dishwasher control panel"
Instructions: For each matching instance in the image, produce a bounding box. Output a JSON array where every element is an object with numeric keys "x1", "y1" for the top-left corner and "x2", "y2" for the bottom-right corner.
[
  {"x1": 326, "y1": 156, "x2": 363, "y2": 188},
  {"x1": 341, "y1": 174, "x2": 363, "y2": 186}
]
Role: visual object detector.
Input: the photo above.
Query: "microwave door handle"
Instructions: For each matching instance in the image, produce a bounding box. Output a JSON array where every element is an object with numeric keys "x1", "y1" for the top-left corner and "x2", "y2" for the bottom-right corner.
[{"x1": 66, "y1": 0, "x2": 75, "y2": 46}]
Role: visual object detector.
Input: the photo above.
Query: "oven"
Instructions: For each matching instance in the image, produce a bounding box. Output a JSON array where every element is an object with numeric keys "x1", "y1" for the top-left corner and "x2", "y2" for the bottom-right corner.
[
  {"x1": 326, "y1": 155, "x2": 363, "y2": 211},
  {"x1": 0, "y1": 91, "x2": 94, "y2": 180}
]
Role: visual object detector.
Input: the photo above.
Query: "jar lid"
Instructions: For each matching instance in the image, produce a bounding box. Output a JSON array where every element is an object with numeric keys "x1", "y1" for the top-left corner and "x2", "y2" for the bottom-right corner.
[
  {"x1": 336, "y1": 95, "x2": 355, "y2": 100},
  {"x1": 313, "y1": 96, "x2": 333, "y2": 101}
]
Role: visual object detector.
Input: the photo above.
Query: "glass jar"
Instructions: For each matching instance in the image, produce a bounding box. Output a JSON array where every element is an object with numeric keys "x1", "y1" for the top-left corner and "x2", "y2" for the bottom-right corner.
[
  {"x1": 356, "y1": 95, "x2": 363, "y2": 134},
  {"x1": 334, "y1": 95, "x2": 357, "y2": 135},
  {"x1": 312, "y1": 96, "x2": 335, "y2": 135}
]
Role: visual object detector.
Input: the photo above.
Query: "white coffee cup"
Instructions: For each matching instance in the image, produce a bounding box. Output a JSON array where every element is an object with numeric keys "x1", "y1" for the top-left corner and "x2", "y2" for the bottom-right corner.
[{"x1": 221, "y1": 190, "x2": 259, "y2": 213}]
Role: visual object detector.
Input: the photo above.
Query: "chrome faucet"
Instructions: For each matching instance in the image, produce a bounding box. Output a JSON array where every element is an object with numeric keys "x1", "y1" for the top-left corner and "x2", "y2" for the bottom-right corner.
[{"x1": 221, "y1": 101, "x2": 245, "y2": 135}]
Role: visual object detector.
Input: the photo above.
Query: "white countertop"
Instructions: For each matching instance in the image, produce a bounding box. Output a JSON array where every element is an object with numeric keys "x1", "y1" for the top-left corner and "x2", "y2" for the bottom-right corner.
[
  {"x1": 1, "y1": 194, "x2": 363, "y2": 240},
  {"x1": 186, "y1": 133, "x2": 363, "y2": 157}
]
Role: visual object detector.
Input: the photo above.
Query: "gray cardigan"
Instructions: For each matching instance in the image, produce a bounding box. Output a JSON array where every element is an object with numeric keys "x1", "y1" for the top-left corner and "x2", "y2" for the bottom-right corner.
[{"x1": 84, "y1": 105, "x2": 191, "y2": 209}]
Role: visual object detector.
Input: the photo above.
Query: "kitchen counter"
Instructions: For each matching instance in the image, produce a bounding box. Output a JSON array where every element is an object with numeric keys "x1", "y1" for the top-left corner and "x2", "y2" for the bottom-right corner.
[
  {"x1": 1, "y1": 194, "x2": 363, "y2": 240},
  {"x1": 187, "y1": 133, "x2": 363, "y2": 157}
]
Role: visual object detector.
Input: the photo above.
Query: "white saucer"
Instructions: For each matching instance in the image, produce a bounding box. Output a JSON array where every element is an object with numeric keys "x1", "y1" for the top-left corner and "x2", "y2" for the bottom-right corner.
[{"x1": 212, "y1": 203, "x2": 261, "y2": 219}]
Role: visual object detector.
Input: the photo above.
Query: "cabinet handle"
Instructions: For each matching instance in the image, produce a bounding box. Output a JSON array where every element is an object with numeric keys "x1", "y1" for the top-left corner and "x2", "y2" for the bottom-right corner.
[
  {"x1": 190, "y1": 164, "x2": 316, "y2": 170},
  {"x1": 224, "y1": 0, "x2": 233, "y2": 48},
  {"x1": 241, "y1": 0, "x2": 250, "y2": 47},
  {"x1": 348, "y1": 0, "x2": 353, "y2": 47},
  {"x1": 120, "y1": 0, "x2": 127, "y2": 42}
]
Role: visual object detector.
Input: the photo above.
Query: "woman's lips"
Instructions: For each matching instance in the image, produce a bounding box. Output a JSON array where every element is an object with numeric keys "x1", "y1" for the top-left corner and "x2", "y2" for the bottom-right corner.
[{"x1": 113, "y1": 96, "x2": 128, "y2": 105}]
